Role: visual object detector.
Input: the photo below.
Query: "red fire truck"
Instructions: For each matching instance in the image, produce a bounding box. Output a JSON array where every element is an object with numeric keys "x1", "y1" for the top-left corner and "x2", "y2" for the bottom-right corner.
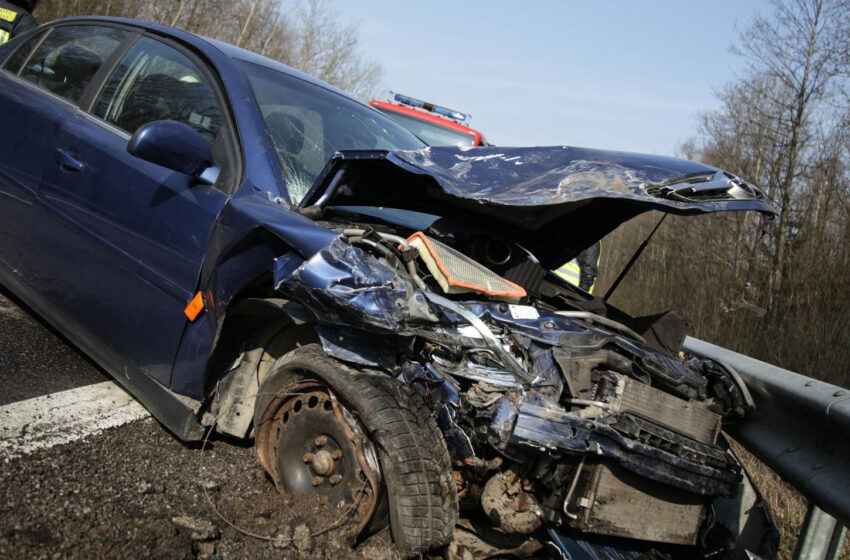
[{"x1": 369, "y1": 93, "x2": 488, "y2": 147}]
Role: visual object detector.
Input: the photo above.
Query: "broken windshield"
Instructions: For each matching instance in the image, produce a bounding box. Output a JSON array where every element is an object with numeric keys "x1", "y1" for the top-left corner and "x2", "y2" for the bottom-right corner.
[{"x1": 240, "y1": 61, "x2": 425, "y2": 203}]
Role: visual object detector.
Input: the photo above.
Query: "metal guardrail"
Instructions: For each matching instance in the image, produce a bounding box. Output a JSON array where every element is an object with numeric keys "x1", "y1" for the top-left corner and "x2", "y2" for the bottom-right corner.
[{"x1": 683, "y1": 337, "x2": 850, "y2": 560}]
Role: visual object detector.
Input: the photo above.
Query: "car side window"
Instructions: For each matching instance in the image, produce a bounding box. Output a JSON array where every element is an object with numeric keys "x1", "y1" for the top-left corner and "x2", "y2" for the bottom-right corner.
[
  {"x1": 2, "y1": 29, "x2": 45, "y2": 74},
  {"x1": 92, "y1": 37, "x2": 222, "y2": 144},
  {"x1": 19, "y1": 26, "x2": 129, "y2": 103}
]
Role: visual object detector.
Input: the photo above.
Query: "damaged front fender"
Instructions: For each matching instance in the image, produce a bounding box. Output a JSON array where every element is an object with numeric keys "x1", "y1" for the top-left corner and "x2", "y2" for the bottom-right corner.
[{"x1": 273, "y1": 237, "x2": 437, "y2": 332}]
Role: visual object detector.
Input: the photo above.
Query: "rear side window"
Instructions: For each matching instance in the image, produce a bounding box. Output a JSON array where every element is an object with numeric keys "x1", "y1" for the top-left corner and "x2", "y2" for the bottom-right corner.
[
  {"x1": 19, "y1": 25, "x2": 129, "y2": 103},
  {"x1": 92, "y1": 37, "x2": 222, "y2": 143},
  {"x1": 2, "y1": 29, "x2": 45, "y2": 73}
]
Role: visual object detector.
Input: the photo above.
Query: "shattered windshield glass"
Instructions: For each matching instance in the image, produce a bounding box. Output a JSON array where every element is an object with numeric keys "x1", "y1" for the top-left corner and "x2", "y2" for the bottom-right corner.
[{"x1": 240, "y1": 61, "x2": 425, "y2": 203}]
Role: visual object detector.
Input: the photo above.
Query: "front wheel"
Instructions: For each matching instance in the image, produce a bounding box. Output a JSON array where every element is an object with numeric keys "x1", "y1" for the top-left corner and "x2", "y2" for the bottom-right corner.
[{"x1": 253, "y1": 344, "x2": 457, "y2": 556}]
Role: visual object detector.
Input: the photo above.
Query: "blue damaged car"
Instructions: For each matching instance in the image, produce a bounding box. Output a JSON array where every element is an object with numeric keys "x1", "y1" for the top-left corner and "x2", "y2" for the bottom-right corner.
[{"x1": 0, "y1": 17, "x2": 779, "y2": 559}]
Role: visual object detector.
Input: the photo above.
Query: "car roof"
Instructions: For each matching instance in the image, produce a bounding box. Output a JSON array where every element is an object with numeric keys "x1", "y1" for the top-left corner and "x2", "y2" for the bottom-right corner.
[{"x1": 49, "y1": 16, "x2": 361, "y2": 103}]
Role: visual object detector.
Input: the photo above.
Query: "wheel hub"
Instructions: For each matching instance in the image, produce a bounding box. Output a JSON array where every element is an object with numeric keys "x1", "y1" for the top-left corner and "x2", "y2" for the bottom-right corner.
[
  {"x1": 264, "y1": 382, "x2": 384, "y2": 532},
  {"x1": 310, "y1": 449, "x2": 335, "y2": 476}
]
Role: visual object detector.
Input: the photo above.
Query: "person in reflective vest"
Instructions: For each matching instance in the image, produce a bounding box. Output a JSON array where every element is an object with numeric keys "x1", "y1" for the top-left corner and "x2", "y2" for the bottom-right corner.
[
  {"x1": 0, "y1": 0, "x2": 38, "y2": 45},
  {"x1": 554, "y1": 241, "x2": 601, "y2": 294}
]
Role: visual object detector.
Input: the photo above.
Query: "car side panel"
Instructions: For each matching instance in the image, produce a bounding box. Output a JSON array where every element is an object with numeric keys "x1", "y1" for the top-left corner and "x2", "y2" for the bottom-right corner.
[
  {"x1": 0, "y1": 74, "x2": 76, "y2": 286},
  {"x1": 37, "y1": 112, "x2": 227, "y2": 385},
  {"x1": 0, "y1": 256, "x2": 204, "y2": 440}
]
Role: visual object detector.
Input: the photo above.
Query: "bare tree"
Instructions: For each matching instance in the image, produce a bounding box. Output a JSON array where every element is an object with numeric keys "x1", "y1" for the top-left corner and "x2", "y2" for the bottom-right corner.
[
  {"x1": 599, "y1": 0, "x2": 850, "y2": 388},
  {"x1": 732, "y1": 0, "x2": 850, "y2": 306}
]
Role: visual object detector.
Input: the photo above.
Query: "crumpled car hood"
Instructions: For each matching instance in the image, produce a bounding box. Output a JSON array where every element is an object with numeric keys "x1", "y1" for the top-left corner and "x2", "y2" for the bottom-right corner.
[{"x1": 300, "y1": 146, "x2": 777, "y2": 267}]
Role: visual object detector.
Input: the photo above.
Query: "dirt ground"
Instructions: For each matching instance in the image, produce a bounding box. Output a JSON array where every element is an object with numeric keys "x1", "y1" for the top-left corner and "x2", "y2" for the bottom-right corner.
[
  {"x1": 0, "y1": 418, "x2": 401, "y2": 560},
  {"x1": 5, "y1": 408, "x2": 842, "y2": 560}
]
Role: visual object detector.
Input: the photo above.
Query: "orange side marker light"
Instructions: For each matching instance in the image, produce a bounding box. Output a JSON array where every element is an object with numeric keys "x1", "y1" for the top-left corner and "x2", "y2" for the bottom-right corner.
[{"x1": 184, "y1": 291, "x2": 205, "y2": 321}]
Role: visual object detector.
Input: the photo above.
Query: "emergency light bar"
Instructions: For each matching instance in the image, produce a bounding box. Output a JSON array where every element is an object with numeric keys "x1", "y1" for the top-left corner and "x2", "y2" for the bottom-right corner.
[{"x1": 393, "y1": 93, "x2": 470, "y2": 123}]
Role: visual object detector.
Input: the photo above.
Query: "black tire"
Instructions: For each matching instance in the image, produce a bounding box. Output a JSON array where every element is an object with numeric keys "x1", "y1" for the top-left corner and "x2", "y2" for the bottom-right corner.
[{"x1": 254, "y1": 344, "x2": 457, "y2": 557}]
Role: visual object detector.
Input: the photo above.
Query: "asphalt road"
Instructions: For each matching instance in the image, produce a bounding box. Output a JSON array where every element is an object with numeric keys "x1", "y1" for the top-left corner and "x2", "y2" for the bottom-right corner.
[
  {"x1": 0, "y1": 288, "x2": 108, "y2": 406},
  {"x1": 0, "y1": 288, "x2": 398, "y2": 559}
]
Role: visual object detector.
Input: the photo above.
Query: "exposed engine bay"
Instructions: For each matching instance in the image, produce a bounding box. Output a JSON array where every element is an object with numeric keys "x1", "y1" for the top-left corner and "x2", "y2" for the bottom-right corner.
[{"x1": 264, "y1": 205, "x2": 774, "y2": 558}]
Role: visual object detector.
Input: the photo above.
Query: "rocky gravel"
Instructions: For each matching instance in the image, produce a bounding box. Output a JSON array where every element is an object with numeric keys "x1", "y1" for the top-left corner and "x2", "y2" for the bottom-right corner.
[{"x1": 0, "y1": 418, "x2": 400, "y2": 559}]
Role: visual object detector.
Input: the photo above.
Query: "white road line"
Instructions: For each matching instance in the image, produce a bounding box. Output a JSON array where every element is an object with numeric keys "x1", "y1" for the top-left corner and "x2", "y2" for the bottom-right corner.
[{"x1": 0, "y1": 381, "x2": 150, "y2": 460}]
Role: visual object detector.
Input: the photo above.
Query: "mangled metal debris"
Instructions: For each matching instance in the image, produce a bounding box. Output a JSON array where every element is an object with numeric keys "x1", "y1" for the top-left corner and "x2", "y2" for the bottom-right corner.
[
  {"x1": 203, "y1": 145, "x2": 778, "y2": 558},
  {"x1": 259, "y1": 222, "x2": 772, "y2": 555}
]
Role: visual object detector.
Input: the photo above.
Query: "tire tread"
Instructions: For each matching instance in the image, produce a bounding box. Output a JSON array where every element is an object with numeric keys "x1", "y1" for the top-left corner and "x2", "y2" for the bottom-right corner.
[{"x1": 255, "y1": 344, "x2": 456, "y2": 557}]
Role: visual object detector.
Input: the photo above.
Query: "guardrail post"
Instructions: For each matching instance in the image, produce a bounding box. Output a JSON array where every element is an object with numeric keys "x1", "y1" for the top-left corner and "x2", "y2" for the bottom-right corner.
[
  {"x1": 793, "y1": 504, "x2": 847, "y2": 560},
  {"x1": 825, "y1": 524, "x2": 847, "y2": 560}
]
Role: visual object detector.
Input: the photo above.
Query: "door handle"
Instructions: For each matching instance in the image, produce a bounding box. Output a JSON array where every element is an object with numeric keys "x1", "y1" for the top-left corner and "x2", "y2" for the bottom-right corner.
[{"x1": 54, "y1": 149, "x2": 84, "y2": 172}]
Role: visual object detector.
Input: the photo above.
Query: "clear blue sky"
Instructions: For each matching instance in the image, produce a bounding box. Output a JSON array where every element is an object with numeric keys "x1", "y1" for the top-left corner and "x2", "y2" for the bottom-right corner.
[{"x1": 329, "y1": 1, "x2": 772, "y2": 156}]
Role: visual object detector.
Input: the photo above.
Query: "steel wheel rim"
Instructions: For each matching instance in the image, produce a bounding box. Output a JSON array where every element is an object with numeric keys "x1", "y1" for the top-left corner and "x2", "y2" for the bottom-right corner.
[{"x1": 264, "y1": 379, "x2": 386, "y2": 534}]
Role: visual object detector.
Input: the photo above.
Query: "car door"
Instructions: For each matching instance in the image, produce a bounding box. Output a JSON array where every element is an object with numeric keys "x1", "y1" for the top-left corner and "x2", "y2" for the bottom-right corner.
[
  {"x1": 36, "y1": 33, "x2": 236, "y2": 387},
  {"x1": 0, "y1": 24, "x2": 130, "y2": 290}
]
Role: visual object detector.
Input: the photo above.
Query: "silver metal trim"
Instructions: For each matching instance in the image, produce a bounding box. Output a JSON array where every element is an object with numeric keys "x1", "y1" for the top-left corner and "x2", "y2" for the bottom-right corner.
[
  {"x1": 1, "y1": 72, "x2": 131, "y2": 141},
  {"x1": 1, "y1": 70, "x2": 80, "y2": 111},
  {"x1": 75, "y1": 109, "x2": 131, "y2": 140}
]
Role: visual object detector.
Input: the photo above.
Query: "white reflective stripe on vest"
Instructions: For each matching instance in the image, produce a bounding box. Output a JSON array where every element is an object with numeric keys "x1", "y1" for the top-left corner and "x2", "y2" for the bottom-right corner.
[
  {"x1": 554, "y1": 259, "x2": 581, "y2": 286},
  {"x1": 0, "y1": 30, "x2": 9, "y2": 45}
]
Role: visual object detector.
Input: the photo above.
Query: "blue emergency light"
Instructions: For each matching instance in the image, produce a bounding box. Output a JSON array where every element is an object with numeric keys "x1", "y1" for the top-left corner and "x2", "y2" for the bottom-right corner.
[{"x1": 393, "y1": 93, "x2": 470, "y2": 123}]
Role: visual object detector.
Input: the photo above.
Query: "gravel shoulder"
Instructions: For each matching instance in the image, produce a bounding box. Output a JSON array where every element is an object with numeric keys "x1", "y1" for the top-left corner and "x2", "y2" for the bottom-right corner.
[{"x1": 0, "y1": 418, "x2": 400, "y2": 559}]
